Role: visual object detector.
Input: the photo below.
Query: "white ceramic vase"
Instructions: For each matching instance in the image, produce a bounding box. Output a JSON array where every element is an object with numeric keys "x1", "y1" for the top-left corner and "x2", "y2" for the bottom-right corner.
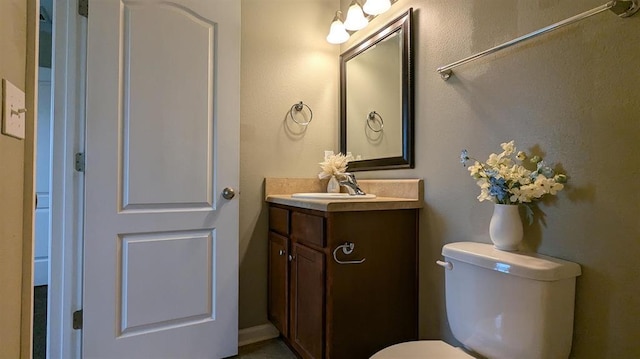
[
  {"x1": 327, "y1": 175, "x2": 340, "y2": 193},
  {"x1": 489, "y1": 204, "x2": 523, "y2": 251}
]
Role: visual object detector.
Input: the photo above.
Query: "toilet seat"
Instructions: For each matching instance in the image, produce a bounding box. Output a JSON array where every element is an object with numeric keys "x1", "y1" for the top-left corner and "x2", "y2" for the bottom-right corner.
[{"x1": 370, "y1": 340, "x2": 475, "y2": 358}]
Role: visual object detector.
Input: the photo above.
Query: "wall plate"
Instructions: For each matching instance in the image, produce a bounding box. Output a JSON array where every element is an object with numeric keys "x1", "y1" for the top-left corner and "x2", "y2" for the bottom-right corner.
[{"x1": 2, "y1": 78, "x2": 26, "y2": 140}]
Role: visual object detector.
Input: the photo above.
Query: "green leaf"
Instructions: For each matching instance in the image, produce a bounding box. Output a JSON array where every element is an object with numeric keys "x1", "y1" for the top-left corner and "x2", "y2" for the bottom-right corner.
[{"x1": 524, "y1": 204, "x2": 534, "y2": 225}]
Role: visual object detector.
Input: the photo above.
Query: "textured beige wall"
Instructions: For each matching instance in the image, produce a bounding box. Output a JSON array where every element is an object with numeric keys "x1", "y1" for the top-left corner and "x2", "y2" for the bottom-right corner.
[
  {"x1": 239, "y1": 0, "x2": 340, "y2": 328},
  {"x1": 0, "y1": 0, "x2": 27, "y2": 357},
  {"x1": 340, "y1": 0, "x2": 640, "y2": 357}
]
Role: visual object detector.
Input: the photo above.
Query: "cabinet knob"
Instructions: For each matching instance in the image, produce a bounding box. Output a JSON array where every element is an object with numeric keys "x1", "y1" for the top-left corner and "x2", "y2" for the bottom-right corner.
[
  {"x1": 279, "y1": 249, "x2": 285, "y2": 256},
  {"x1": 288, "y1": 254, "x2": 295, "y2": 262}
]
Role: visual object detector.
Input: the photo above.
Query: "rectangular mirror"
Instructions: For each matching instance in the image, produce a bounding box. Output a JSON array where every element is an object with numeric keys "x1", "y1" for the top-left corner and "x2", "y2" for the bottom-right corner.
[{"x1": 340, "y1": 8, "x2": 414, "y2": 171}]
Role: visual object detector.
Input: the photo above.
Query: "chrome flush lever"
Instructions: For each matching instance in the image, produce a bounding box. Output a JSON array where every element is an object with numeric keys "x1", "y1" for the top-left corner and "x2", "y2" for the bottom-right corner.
[{"x1": 436, "y1": 260, "x2": 453, "y2": 270}]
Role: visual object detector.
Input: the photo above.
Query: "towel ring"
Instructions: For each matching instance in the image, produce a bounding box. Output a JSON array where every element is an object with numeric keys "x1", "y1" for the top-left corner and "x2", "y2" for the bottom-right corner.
[
  {"x1": 333, "y1": 242, "x2": 366, "y2": 265},
  {"x1": 289, "y1": 101, "x2": 313, "y2": 126},
  {"x1": 366, "y1": 111, "x2": 384, "y2": 132}
]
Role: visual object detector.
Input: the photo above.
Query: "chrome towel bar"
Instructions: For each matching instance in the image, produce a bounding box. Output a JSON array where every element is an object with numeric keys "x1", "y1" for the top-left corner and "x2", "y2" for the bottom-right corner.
[{"x1": 437, "y1": 0, "x2": 639, "y2": 81}]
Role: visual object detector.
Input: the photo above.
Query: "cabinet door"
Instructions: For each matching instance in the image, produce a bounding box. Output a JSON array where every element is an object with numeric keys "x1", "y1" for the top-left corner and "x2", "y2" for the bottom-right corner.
[
  {"x1": 268, "y1": 232, "x2": 289, "y2": 335},
  {"x1": 290, "y1": 243, "x2": 325, "y2": 359}
]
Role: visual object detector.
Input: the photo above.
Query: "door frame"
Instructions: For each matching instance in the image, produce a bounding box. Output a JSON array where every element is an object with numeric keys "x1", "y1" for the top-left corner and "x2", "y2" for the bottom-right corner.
[
  {"x1": 48, "y1": 0, "x2": 86, "y2": 357},
  {"x1": 21, "y1": 0, "x2": 39, "y2": 357}
]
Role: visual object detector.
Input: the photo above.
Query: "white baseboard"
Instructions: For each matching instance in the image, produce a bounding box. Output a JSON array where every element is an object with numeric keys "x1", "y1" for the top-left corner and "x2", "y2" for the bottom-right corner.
[{"x1": 238, "y1": 323, "x2": 280, "y2": 347}]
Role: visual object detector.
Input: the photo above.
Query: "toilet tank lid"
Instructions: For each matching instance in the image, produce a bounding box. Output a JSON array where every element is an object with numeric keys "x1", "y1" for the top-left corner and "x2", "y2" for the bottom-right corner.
[{"x1": 442, "y1": 242, "x2": 582, "y2": 281}]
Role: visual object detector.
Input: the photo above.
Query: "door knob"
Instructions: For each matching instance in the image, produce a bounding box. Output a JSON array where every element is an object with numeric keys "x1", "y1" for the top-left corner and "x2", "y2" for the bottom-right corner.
[{"x1": 222, "y1": 187, "x2": 236, "y2": 200}]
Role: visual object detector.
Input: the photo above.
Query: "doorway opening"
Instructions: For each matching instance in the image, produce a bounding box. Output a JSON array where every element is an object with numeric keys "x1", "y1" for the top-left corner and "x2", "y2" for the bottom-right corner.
[
  {"x1": 33, "y1": 0, "x2": 54, "y2": 357},
  {"x1": 32, "y1": 0, "x2": 86, "y2": 357}
]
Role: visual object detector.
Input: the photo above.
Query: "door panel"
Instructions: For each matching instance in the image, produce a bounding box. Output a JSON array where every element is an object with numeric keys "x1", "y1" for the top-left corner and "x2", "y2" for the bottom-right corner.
[
  {"x1": 290, "y1": 243, "x2": 324, "y2": 359},
  {"x1": 118, "y1": 230, "x2": 214, "y2": 335},
  {"x1": 122, "y1": 3, "x2": 214, "y2": 210},
  {"x1": 84, "y1": 0, "x2": 239, "y2": 357}
]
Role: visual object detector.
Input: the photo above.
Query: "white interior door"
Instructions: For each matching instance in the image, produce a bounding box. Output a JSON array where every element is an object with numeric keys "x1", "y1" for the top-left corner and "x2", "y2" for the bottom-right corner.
[{"x1": 83, "y1": 0, "x2": 239, "y2": 358}]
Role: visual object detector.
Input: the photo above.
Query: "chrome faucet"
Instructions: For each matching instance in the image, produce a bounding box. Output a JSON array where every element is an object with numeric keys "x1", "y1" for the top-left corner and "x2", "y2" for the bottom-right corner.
[{"x1": 337, "y1": 173, "x2": 366, "y2": 195}]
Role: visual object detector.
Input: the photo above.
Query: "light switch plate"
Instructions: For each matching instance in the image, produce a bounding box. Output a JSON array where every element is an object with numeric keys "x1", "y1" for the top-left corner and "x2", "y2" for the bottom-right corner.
[{"x1": 2, "y1": 78, "x2": 26, "y2": 140}]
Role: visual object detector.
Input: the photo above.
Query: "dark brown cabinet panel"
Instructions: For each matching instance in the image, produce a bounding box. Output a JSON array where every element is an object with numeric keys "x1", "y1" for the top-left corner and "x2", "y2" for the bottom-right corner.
[
  {"x1": 268, "y1": 232, "x2": 289, "y2": 336},
  {"x1": 290, "y1": 243, "x2": 325, "y2": 359},
  {"x1": 269, "y1": 206, "x2": 290, "y2": 236},
  {"x1": 268, "y1": 204, "x2": 418, "y2": 359},
  {"x1": 291, "y1": 211, "x2": 325, "y2": 248},
  {"x1": 325, "y1": 210, "x2": 418, "y2": 358}
]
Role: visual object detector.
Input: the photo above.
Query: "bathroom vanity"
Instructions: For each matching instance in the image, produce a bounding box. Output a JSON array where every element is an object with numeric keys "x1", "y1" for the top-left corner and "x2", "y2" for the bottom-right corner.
[{"x1": 265, "y1": 178, "x2": 422, "y2": 359}]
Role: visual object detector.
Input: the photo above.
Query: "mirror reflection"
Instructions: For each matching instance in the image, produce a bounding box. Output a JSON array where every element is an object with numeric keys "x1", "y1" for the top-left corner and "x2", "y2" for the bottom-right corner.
[
  {"x1": 346, "y1": 31, "x2": 402, "y2": 159},
  {"x1": 340, "y1": 9, "x2": 414, "y2": 171}
]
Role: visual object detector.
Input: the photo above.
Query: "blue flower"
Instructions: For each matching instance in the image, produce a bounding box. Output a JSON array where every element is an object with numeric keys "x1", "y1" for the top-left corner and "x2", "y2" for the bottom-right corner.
[
  {"x1": 537, "y1": 161, "x2": 555, "y2": 178},
  {"x1": 460, "y1": 149, "x2": 469, "y2": 166},
  {"x1": 488, "y1": 177, "x2": 509, "y2": 203}
]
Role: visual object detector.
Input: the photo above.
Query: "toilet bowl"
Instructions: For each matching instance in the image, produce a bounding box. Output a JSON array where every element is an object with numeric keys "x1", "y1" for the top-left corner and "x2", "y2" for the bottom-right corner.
[{"x1": 371, "y1": 340, "x2": 474, "y2": 358}]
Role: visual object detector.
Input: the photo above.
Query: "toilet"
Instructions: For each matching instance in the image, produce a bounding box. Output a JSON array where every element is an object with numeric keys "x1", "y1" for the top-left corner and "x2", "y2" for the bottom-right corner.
[{"x1": 371, "y1": 242, "x2": 581, "y2": 359}]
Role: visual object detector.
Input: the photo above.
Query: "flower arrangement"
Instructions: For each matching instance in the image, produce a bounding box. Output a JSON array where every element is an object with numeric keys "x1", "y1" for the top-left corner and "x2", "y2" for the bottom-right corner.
[
  {"x1": 460, "y1": 141, "x2": 567, "y2": 221},
  {"x1": 318, "y1": 151, "x2": 353, "y2": 179}
]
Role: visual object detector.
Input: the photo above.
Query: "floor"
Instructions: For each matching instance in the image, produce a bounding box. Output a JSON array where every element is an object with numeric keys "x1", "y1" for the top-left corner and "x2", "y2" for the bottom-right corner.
[
  {"x1": 235, "y1": 338, "x2": 297, "y2": 358},
  {"x1": 33, "y1": 285, "x2": 47, "y2": 359},
  {"x1": 33, "y1": 286, "x2": 295, "y2": 359}
]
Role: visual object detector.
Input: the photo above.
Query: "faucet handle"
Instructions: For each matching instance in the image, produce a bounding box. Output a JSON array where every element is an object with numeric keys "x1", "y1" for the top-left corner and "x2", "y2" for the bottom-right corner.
[
  {"x1": 338, "y1": 172, "x2": 366, "y2": 195},
  {"x1": 342, "y1": 172, "x2": 357, "y2": 184}
]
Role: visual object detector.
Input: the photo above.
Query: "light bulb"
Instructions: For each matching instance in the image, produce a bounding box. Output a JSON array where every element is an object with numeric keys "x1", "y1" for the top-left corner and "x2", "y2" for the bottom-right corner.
[
  {"x1": 343, "y1": 0, "x2": 368, "y2": 31},
  {"x1": 326, "y1": 11, "x2": 349, "y2": 44},
  {"x1": 363, "y1": 0, "x2": 391, "y2": 15}
]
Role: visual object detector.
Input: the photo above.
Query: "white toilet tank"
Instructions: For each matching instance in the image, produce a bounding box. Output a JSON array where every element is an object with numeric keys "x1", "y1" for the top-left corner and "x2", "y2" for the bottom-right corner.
[{"x1": 441, "y1": 242, "x2": 581, "y2": 359}]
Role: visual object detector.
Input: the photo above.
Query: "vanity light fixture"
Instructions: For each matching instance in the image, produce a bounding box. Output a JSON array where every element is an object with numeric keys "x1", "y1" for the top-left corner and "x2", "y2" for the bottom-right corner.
[
  {"x1": 326, "y1": 0, "x2": 394, "y2": 44},
  {"x1": 343, "y1": 0, "x2": 369, "y2": 31},
  {"x1": 363, "y1": 0, "x2": 391, "y2": 15},
  {"x1": 326, "y1": 11, "x2": 350, "y2": 44}
]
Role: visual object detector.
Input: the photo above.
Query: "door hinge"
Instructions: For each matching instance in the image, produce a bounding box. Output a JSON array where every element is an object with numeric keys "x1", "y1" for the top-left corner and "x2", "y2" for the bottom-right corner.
[
  {"x1": 78, "y1": 0, "x2": 88, "y2": 18},
  {"x1": 75, "y1": 152, "x2": 85, "y2": 172},
  {"x1": 72, "y1": 309, "x2": 83, "y2": 330}
]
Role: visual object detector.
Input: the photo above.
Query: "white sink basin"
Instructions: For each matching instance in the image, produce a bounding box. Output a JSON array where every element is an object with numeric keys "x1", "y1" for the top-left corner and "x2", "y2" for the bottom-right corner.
[{"x1": 291, "y1": 193, "x2": 377, "y2": 200}]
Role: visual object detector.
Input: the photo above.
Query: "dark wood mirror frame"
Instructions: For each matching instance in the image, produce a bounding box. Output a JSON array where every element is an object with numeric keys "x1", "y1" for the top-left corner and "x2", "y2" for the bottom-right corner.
[{"x1": 340, "y1": 8, "x2": 414, "y2": 172}]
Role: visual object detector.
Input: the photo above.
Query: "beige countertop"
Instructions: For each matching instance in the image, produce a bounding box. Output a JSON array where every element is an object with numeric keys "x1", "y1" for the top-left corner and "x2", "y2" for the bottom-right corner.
[{"x1": 264, "y1": 178, "x2": 423, "y2": 212}]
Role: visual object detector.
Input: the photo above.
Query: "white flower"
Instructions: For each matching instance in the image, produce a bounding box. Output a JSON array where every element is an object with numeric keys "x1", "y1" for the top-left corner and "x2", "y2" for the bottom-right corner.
[
  {"x1": 318, "y1": 151, "x2": 353, "y2": 179},
  {"x1": 477, "y1": 187, "x2": 493, "y2": 202},
  {"x1": 534, "y1": 175, "x2": 564, "y2": 195},
  {"x1": 486, "y1": 153, "x2": 503, "y2": 167},
  {"x1": 467, "y1": 162, "x2": 484, "y2": 178},
  {"x1": 509, "y1": 187, "x2": 532, "y2": 203},
  {"x1": 500, "y1": 140, "x2": 516, "y2": 156}
]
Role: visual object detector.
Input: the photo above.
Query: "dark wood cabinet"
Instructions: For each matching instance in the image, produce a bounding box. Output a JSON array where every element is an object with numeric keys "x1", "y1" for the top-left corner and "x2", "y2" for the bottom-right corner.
[{"x1": 268, "y1": 204, "x2": 418, "y2": 359}]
